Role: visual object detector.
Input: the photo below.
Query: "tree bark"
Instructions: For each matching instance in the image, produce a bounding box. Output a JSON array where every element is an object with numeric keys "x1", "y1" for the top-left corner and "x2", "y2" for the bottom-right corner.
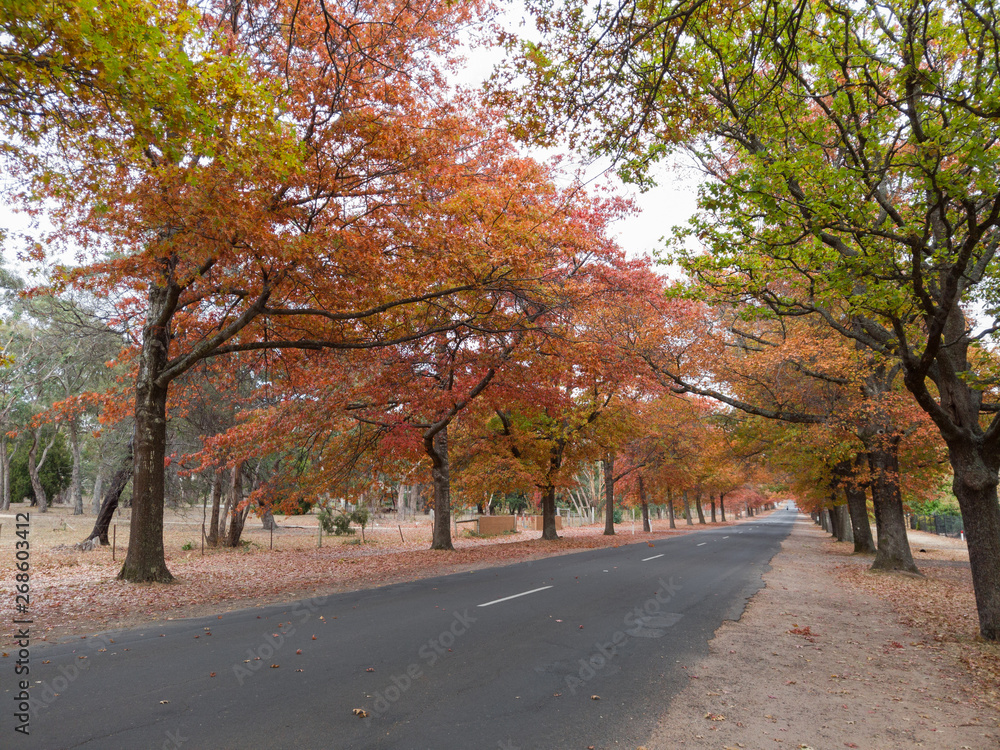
[
  {"x1": 0, "y1": 435, "x2": 9, "y2": 511},
  {"x1": 261, "y1": 507, "x2": 277, "y2": 530},
  {"x1": 83, "y1": 440, "x2": 133, "y2": 545},
  {"x1": 666, "y1": 487, "x2": 676, "y2": 529},
  {"x1": 709, "y1": 494, "x2": 717, "y2": 523},
  {"x1": 206, "y1": 469, "x2": 222, "y2": 546},
  {"x1": 602, "y1": 453, "x2": 615, "y2": 536},
  {"x1": 719, "y1": 491, "x2": 726, "y2": 522},
  {"x1": 225, "y1": 463, "x2": 247, "y2": 547},
  {"x1": 118, "y1": 284, "x2": 174, "y2": 582},
  {"x1": 843, "y1": 481, "x2": 876, "y2": 553},
  {"x1": 836, "y1": 456, "x2": 877, "y2": 554},
  {"x1": 867, "y1": 440, "x2": 919, "y2": 574},
  {"x1": 540, "y1": 483, "x2": 560, "y2": 540},
  {"x1": 947, "y1": 443, "x2": 1000, "y2": 640},
  {"x1": 695, "y1": 491, "x2": 706, "y2": 524},
  {"x1": 639, "y1": 475, "x2": 651, "y2": 532},
  {"x1": 27, "y1": 427, "x2": 53, "y2": 513},
  {"x1": 683, "y1": 490, "x2": 693, "y2": 525},
  {"x1": 426, "y1": 426, "x2": 454, "y2": 550},
  {"x1": 69, "y1": 418, "x2": 83, "y2": 514}
]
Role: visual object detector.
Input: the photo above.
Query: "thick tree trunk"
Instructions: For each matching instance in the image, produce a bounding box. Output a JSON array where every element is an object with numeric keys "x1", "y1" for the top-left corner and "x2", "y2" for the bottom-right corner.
[
  {"x1": 948, "y1": 444, "x2": 1000, "y2": 640},
  {"x1": 118, "y1": 296, "x2": 173, "y2": 582},
  {"x1": 540, "y1": 484, "x2": 560, "y2": 540},
  {"x1": 69, "y1": 418, "x2": 83, "y2": 515},
  {"x1": 837, "y1": 504, "x2": 853, "y2": 543},
  {"x1": 426, "y1": 426, "x2": 454, "y2": 550},
  {"x1": 709, "y1": 494, "x2": 717, "y2": 523},
  {"x1": 719, "y1": 491, "x2": 726, "y2": 522},
  {"x1": 602, "y1": 453, "x2": 615, "y2": 535},
  {"x1": 683, "y1": 490, "x2": 693, "y2": 525},
  {"x1": 83, "y1": 441, "x2": 133, "y2": 545},
  {"x1": 844, "y1": 482, "x2": 876, "y2": 553},
  {"x1": 639, "y1": 476, "x2": 651, "y2": 532},
  {"x1": 829, "y1": 499, "x2": 845, "y2": 541},
  {"x1": 666, "y1": 487, "x2": 676, "y2": 529},
  {"x1": 695, "y1": 491, "x2": 706, "y2": 524},
  {"x1": 867, "y1": 442, "x2": 919, "y2": 574},
  {"x1": 838, "y1": 455, "x2": 877, "y2": 554}
]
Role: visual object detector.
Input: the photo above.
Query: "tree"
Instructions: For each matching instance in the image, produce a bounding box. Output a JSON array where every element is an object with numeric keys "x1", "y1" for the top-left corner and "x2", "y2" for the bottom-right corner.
[{"x1": 25, "y1": 0, "x2": 514, "y2": 582}]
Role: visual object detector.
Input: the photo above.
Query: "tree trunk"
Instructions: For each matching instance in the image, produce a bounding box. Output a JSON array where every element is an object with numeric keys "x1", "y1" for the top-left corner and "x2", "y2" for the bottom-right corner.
[
  {"x1": 666, "y1": 487, "x2": 676, "y2": 529},
  {"x1": 947, "y1": 443, "x2": 1000, "y2": 640},
  {"x1": 709, "y1": 494, "x2": 717, "y2": 523},
  {"x1": 867, "y1": 441, "x2": 919, "y2": 574},
  {"x1": 224, "y1": 463, "x2": 247, "y2": 547},
  {"x1": 218, "y1": 481, "x2": 231, "y2": 542},
  {"x1": 426, "y1": 426, "x2": 454, "y2": 550},
  {"x1": 695, "y1": 491, "x2": 706, "y2": 524},
  {"x1": 83, "y1": 440, "x2": 133, "y2": 545},
  {"x1": 639, "y1": 475, "x2": 651, "y2": 532},
  {"x1": 261, "y1": 506, "x2": 277, "y2": 530},
  {"x1": 27, "y1": 427, "x2": 49, "y2": 513},
  {"x1": 0, "y1": 435, "x2": 9, "y2": 511},
  {"x1": 837, "y1": 455, "x2": 877, "y2": 554},
  {"x1": 719, "y1": 492, "x2": 726, "y2": 522},
  {"x1": 829, "y1": 498, "x2": 845, "y2": 541},
  {"x1": 602, "y1": 453, "x2": 615, "y2": 536},
  {"x1": 843, "y1": 481, "x2": 876, "y2": 553},
  {"x1": 118, "y1": 292, "x2": 174, "y2": 582},
  {"x1": 206, "y1": 470, "x2": 222, "y2": 546},
  {"x1": 540, "y1": 484, "x2": 560, "y2": 540},
  {"x1": 683, "y1": 490, "x2": 693, "y2": 525},
  {"x1": 69, "y1": 418, "x2": 83, "y2": 514}
]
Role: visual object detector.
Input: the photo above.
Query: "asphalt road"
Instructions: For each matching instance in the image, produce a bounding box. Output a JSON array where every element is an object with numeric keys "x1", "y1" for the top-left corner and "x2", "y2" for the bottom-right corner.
[{"x1": 8, "y1": 509, "x2": 795, "y2": 750}]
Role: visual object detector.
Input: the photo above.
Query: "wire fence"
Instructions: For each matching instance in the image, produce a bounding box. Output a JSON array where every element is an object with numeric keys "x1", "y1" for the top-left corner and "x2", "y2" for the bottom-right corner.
[{"x1": 909, "y1": 513, "x2": 965, "y2": 539}]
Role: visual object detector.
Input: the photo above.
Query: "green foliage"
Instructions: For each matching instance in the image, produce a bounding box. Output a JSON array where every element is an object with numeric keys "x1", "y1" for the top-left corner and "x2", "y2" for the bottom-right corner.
[
  {"x1": 613, "y1": 507, "x2": 623, "y2": 524},
  {"x1": 350, "y1": 506, "x2": 370, "y2": 531},
  {"x1": 318, "y1": 506, "x2": 370, "y2": 536},
  {"x1": 908, "y1": 498, "x2": 962, "y2": 518},
  {"x1": 181, "y1": 541, "x2": 194, "y2": 551},
  {"x1": 318, "y1": 507, "x2": 353, "y2": 536},
  {"x1": 9, "y1": 430, "x2": 71, "y2": 502}
]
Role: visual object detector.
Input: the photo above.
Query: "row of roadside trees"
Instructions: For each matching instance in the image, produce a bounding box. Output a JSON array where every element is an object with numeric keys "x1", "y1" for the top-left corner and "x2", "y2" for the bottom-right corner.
[{"x1": 3, "y1": 0, "x2": 996, "y2": 640}]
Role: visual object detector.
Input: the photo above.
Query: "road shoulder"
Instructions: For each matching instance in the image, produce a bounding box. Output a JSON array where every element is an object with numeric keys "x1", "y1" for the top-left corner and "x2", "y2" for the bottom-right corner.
[{"x1": 645, "y1": 515, "x2": 1000, "y2": 749}]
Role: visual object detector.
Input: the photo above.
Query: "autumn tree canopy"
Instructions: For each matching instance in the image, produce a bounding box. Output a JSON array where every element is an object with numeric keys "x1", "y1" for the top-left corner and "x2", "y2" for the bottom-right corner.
[{"x1": 499, "y1": 0, "x2": 1000, "y2": 640}]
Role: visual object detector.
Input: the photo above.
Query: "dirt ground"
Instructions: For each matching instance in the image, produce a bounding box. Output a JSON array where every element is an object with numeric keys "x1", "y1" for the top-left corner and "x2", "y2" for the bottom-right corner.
[{"x1": 644, "y1": 516, "x2": 1000, "y2": 750}]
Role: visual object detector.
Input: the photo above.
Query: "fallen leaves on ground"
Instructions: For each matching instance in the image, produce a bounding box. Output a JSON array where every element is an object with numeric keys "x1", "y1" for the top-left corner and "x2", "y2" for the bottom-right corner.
[{"x1": 836, "y1": 545, "x2": 1000, "y2": 713}]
